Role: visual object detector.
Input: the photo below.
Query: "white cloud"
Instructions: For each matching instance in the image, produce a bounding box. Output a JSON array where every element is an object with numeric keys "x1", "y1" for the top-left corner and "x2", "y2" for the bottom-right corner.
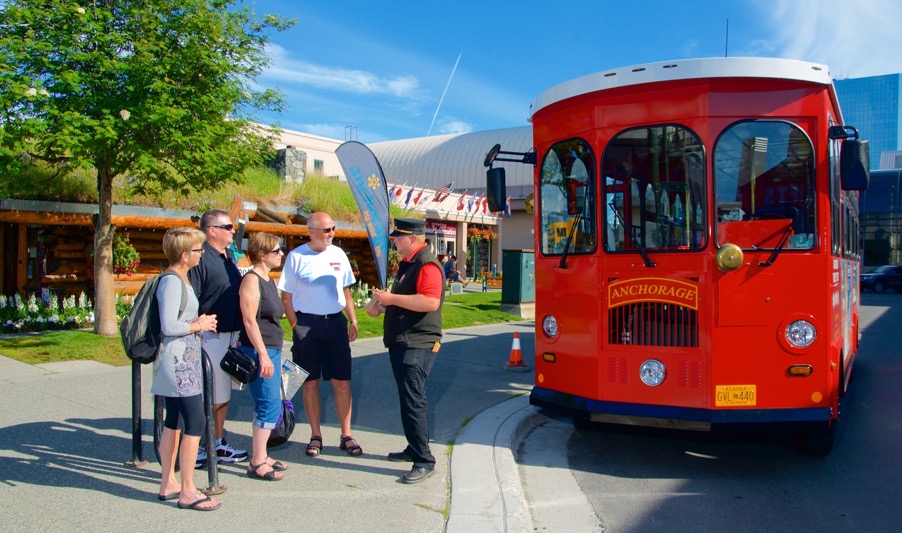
[
  {"x1": 264, "y1": 44, "x2": 420, "y2": 97},
  {"x1": 761, "y1": 0, "x2": 902, "y2": 77},
  {"x1": 435, "y1": 119, "x2": 474, "y2": 135}
]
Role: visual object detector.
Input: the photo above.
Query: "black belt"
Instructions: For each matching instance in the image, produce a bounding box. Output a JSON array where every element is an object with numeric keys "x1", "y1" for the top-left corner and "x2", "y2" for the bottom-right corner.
[{"x1": 296, "y1": 311, "x2": 344, "y2": 320}]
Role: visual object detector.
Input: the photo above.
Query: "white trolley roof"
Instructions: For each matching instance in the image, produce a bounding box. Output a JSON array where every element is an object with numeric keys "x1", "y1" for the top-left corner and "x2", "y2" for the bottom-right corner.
[{"x1": 530, "y1": 57, "x2": 834, "y2": 119}]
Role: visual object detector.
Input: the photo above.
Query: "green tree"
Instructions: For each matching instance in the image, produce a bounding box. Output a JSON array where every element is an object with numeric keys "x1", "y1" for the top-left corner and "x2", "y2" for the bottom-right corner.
[{"x1": 0, "y1": 0, "x2": 294, "y2": 335}]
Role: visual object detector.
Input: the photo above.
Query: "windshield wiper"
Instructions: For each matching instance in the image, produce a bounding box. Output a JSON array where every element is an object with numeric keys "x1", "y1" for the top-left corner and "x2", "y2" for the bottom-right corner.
[
  {"x1": 758, "y1": 198, "x2": 811, "y2": 267},
  {"x1": 758, "y1": 223, "x2": 793, "y2": 267},
  {"x1": 559, "y1": 210, "x2": 583, "y2": 269},
  {"x1": 608, "y1": 201, "x2": 655, "y2": 267}
]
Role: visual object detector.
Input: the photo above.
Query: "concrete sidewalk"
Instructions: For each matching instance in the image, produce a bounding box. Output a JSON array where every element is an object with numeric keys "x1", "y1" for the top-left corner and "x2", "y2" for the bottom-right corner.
[{"x1": 0, "y1": 321, "x2": 587, "y2": 532}]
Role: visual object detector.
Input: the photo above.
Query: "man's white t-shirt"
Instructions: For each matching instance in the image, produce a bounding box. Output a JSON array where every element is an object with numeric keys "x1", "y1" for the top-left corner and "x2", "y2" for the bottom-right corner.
[{"x1": 277, "y1": 243, "x2": 355, "y2": 314}]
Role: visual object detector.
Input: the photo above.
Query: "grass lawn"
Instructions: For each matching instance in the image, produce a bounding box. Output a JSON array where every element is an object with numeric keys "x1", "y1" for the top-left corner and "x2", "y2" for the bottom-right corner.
[{"x1": 0, "y1": 291, "x2": 522, "y2": 366}]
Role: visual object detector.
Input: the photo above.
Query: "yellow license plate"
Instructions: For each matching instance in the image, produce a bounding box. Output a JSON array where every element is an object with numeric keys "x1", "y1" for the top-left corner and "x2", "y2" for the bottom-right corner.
[{"x1": 715, "y1": 384, "x2": 757, "y2": 406}]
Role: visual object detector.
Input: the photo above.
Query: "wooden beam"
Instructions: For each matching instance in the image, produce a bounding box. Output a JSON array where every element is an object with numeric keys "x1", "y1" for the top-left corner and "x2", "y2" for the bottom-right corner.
[
  {"x1": 17, "y1": 224, "x2": 27, "y2": 292},
  {"x1": 0, "y1": 209, "x2": 367, "y2": 238},
  {"x1": 256, "y1": 205, "x2": 291, "y2": 224}
]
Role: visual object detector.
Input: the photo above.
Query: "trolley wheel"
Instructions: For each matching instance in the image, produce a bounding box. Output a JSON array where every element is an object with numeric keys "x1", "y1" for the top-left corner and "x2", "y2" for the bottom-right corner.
[
  {"x1": 793, "y1": 422, "x2": 836, "y2": 456},
  {"x1": 572, "y1": 414, "x2": 594, "y2": 431}
]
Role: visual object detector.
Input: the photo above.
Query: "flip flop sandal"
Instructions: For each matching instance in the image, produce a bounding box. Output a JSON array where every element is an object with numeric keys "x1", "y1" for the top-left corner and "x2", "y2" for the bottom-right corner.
[
  {"x1": 247, "y1": 462, "x2": 283, "y2": 481},
  {"x1": 306, "y1": 436, "x2": 323, "y2": 457},
  {"x1": 157, "y1": 492, "x2": 180, "y2": 501},
  {"x1": 267, "y1": 457, "x2": 288, "y2": 471},
  {"x1": 177, "y1": 495, "x2": 221, "y2": 511},
  {"x1": 339, "y1": 435, "x2": 363, "y2": 457}
]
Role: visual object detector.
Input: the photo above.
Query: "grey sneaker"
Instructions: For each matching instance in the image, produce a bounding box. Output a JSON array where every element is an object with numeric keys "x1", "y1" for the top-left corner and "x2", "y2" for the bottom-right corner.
[
  {"x1": 195, "y1": 447, "x2": 208, "y2": 469},
  {"x1": 215, "y1": 437, "x2": 248, "y2": 463}
]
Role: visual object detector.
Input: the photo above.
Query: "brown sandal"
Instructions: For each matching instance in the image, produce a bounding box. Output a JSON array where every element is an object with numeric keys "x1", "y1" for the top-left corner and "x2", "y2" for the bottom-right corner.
[
  {"x1": 339, "y1": 435, "x2": 363, "y2": 457},
  {"x1": 305, "y1": 436, "x2": 323, "y2": 457}
]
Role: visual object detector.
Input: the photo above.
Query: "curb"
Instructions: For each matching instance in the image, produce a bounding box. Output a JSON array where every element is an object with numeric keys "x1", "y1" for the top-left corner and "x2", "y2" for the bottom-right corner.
[{"x1": 446, "y1": 394, "x2": 549, "y2": 533}]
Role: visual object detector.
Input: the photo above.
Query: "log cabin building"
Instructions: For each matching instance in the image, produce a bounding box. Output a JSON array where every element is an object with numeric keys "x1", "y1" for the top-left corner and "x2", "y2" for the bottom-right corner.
[{"x1": 0, "y1": 197, "x2": 374, "y2": 299}]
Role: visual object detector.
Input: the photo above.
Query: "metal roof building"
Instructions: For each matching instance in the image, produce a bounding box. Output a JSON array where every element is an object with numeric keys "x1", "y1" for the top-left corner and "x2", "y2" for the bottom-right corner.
[{"x1": 368, "y1": 126, "x2": 533, "y2": 200}]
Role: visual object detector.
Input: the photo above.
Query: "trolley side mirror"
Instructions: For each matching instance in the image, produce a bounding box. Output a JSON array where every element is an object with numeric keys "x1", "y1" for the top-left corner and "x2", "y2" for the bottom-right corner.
[
  {"x1": 840, "y1": 138, "x2": 869, "y2": 190},
  {"x1": 486, "y1": 167, "x2": 507, "y2": 212}
]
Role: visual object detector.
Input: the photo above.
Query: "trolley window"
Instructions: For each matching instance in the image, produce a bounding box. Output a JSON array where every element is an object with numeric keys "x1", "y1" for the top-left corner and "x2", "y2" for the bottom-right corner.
[
  {"x1": 714, "y1": 121, "x2": 815, "y2": 250},
  {"x1": 602, "y1": 125, "x2": 706, "y2": 252}
]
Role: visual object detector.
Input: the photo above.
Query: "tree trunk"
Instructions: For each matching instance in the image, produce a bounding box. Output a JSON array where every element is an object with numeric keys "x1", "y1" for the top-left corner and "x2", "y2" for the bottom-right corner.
[{"x1": 93, "y1": 167, "x2": 117, "y2": 336}]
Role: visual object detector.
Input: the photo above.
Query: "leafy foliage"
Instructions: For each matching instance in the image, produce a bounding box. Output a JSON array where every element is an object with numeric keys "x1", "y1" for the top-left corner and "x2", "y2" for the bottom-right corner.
[{"x1": 0, "y1": 0, "x2": 295, "y2": 335}]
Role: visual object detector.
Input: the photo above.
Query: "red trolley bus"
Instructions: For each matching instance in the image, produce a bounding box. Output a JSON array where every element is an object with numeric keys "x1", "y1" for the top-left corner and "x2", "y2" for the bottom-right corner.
[{"x1": 485, "y1": 57, "x2": 869, "y2": 455}]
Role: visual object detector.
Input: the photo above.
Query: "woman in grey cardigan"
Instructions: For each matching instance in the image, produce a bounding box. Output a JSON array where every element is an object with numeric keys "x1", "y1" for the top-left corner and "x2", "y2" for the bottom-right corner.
[{"x1": 151, "y1": 227, "x2": 220, "y2": 511}]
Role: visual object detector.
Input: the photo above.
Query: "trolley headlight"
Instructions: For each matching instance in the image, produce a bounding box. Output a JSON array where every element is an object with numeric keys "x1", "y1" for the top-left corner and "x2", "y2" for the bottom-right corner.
[
  {"x1": 785, "y1": 320, "x2": 816, "y2": 348},
  {"x1": 639, "y1": 359, "x2": 666, "y2": 387},
  {"x1": 542, "y1": 315, "x2": 558, "y2": 338}
]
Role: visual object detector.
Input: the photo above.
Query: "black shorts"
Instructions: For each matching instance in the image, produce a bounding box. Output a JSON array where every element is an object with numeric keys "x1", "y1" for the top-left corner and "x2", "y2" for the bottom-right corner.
[{"x1": 291, "y1": 312, "x2": 352, "y2": 381}]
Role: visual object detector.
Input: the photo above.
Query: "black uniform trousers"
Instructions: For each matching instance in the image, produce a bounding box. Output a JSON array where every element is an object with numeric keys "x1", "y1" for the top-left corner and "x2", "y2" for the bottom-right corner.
[{"x1": 388, "y1": 346, "x2": 437, "y2": 469}]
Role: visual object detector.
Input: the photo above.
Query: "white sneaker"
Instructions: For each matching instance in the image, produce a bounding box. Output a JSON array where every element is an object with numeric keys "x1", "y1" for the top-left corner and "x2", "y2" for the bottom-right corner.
[{"x1": 215, "y1": 437, "x2": 248, "y2": 463}]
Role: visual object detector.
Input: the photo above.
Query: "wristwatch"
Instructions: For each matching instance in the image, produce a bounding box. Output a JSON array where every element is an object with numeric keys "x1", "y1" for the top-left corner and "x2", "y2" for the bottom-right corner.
[{"x1": 350, "y1": 320, "x2": 358, "y2": 325}]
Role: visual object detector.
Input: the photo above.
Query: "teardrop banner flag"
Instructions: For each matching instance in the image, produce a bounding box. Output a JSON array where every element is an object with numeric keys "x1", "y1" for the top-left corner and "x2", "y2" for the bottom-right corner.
[{"x1": 336, "y1": 141, "x2": 390, "y2": 289}]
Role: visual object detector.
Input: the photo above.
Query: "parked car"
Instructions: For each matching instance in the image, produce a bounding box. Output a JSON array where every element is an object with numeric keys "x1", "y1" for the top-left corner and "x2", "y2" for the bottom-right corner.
[{"x1": 860, "y1": 265, "x2": 902, "y2": 292}]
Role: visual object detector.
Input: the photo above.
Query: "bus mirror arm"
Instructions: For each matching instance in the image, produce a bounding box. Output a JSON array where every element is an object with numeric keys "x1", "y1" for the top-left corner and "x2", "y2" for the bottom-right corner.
[{"x1": 484, "y1": 144, "x2": 537, "y2": 167}]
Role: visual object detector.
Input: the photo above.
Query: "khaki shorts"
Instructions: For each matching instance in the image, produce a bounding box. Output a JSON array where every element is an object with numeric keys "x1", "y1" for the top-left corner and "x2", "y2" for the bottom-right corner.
[{"x1": 202, "y1": 331, "x2": 239, "y2": 404}]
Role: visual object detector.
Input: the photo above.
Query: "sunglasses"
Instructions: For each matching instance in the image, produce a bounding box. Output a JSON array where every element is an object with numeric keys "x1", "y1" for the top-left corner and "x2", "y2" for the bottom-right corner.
[
  {"x1": 209, "y1": 223, "x2": 234, "y2": 231},
  {"x1": 309, "y1": 226, "x2": 335, "y2": 233},
  {"x1": 191, "y1": 248, "x2": 204, "y2": 253},
  {"x1": 269, "y1": 247, "x2": 284, "y2": 255}
]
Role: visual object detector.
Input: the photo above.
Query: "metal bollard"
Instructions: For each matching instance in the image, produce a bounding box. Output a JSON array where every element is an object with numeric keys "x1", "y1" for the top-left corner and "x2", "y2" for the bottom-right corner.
[
  {"x1": 152, "y1": 394, "x2": 164, "y2": 465},
  {"x1": 200, "y1": 348, "x2": 226, "y2": 495},
  {"x1": 125, "y1": 360, "x2": 148, "y2": 467}
]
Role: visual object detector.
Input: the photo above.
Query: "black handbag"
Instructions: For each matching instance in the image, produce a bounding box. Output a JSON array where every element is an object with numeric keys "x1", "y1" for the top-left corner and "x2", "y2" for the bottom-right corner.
[
  {"x1": 220, "y1": 345, "x2": 258, "y2": 384},
  {"x1": 267, "y1": 379, "x2": 296, "y2": 448}
]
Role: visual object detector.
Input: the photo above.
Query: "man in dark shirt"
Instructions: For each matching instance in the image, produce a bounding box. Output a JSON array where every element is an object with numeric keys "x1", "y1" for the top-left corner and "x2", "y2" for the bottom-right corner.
[
  {"x1": 368, "y1": 218, "x2": 444, "y2": 484},
  {"x1": 187, "y1": 209, "x2": 248, "y2": 466}
]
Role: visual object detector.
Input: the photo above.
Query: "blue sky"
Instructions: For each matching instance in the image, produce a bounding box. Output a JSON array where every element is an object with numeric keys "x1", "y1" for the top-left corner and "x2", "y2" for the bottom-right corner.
[{"x1": 253, "y1": 0, "x2": 902, "y2": 143}]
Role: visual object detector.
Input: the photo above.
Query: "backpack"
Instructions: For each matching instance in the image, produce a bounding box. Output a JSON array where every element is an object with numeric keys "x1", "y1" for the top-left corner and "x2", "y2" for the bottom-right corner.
[{"x1": 120, "y1": 270, "x2": 187, "y2": 364}]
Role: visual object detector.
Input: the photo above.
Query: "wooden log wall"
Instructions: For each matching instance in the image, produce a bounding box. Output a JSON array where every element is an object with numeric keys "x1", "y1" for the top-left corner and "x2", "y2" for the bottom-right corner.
[{"x1": 35, "y1": 222, "x2": 377, "y2": 298}]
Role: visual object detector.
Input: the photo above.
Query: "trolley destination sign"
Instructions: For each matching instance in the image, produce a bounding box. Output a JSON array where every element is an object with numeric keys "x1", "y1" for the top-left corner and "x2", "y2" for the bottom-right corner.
[{"x1": 607, "y1": 277, "x2": 699, "y2": 310}]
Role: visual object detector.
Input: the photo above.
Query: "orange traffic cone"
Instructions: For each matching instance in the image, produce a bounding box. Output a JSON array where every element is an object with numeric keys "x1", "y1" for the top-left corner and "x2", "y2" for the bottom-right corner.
[{"x1": 504, "y1": 331, "x2": 530, "y2": 372}]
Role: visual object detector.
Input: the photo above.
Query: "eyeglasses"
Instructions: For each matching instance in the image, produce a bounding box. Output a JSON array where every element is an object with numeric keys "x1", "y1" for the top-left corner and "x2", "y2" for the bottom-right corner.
[
  {"x1": 191, "y1": 248, "x2": 204, "y2": 253},
  {"x1": 269, "y1": 247, "x2": 284, "y2": 255},
  {"x1": 209, "y1": 223, "x2": 234, "y2": 231},
  {"x1": 309, "y1": 226, "x2": 335, "y2": 233}
]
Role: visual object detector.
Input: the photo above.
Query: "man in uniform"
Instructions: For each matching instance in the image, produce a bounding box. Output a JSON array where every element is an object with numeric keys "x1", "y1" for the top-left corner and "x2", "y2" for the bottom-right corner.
[{"x1": 368, "y1": 218, "x2": 444, "y2": 484}]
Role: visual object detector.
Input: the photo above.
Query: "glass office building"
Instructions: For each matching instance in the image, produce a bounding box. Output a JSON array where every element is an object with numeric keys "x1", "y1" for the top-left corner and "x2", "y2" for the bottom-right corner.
[
  {"x1": 834, "y1": 74, "x2": 902, "y2": 170},
  {"x1": 835, "y1": 75, "x2": 902, "y2": 267}
]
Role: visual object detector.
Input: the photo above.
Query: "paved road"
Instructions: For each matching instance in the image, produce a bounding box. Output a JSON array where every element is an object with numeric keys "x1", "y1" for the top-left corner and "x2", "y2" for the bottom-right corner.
[
  {"x1": 0, "y1": 319, "x2": 545, "y2": 532},
  {"x1": 517, "y1": 292, "x2": 902, "y2": 532}
]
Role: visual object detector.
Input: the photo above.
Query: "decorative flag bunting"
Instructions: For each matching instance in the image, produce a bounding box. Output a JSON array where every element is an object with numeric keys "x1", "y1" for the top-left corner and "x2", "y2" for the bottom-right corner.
[
  {"x1": 505, "y1": 196, "x2": 511, "y2": 218},
  {"x1": 404, "y1": 183, "x2": 417, "y2": 207},
  {"x1": 467, "y1": 194, "x2": 476, "y2": 212},
  {"x1": 412, "y1": 187, "x2": 424, "y2": 206},
  {"x1": 456, "y1": 190, "x2": 469, "y2": 210},
  {"x1": 433, "y1": 182, "x2": 452, "y2": 202}
]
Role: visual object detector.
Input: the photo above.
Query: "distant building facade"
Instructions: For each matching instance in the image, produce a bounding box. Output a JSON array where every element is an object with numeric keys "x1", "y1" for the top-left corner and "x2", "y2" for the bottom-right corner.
[{"x1": 835, "y1": 74, "x2": 902, "y2": 170}]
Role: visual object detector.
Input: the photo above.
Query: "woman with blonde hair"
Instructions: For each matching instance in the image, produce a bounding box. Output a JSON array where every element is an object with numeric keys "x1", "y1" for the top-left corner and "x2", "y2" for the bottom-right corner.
[
  {"x1": 152, "y1": 227, "x2": 221, "y2": 510},
  {"x1": 236, "y1": 232, "x2": 287, "y2": 480}
]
